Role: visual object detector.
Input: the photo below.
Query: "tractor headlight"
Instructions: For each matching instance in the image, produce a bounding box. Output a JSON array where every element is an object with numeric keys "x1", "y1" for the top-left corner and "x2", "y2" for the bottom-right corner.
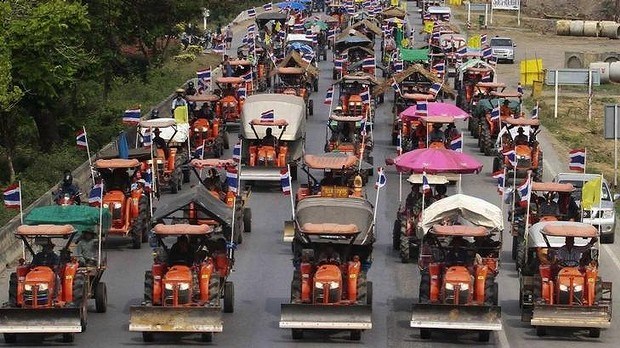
[
  {"x1": 445, "y1": 283, "x2": 454, "y2": 291},
  {"x1": 573, "y1": 285, "x2": 583, "y2": 292},
  {"x1": 315, "y1": 282, "x2": 324, "y2": 289},
  {"x1": 329, "y1": 281, "x2": 339, "y2": 289},
  {"x1": 194, "y1": 128, "x2": 200, "y2": 132},
  {"x1": 24, "y1": 284, "x2": 32, "y2": 291},
  {"x1": 164, "y1": 283, "x2": 174, "y2": 290},
  {"x1": 460, "y1": 283, "x2": 469, "y2": 291},
  {"x1": 38, "y1": 283, "x2": 48, "y2": 291},
  {"x1": 559, "y1": 284, "x2": 568, "y2": 292},
  {"x1": 178, "y1": 283, "x2": 190, "y2": 291},
  {"x1": 113, "y1": 202, "x2": 122, "y2": 209},
  {"x1": 103, "y1": 203, "x2": 109, "y2": 209},
  {"x1": 355, "y1": 102, "x2": 362, "y2": 106}
]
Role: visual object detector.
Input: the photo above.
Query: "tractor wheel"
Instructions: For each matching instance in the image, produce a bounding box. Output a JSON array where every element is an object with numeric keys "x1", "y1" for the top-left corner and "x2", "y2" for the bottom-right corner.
[
  {"x1": 223, "y1": 132, "x2": 230, "y2": 149},
  {"x1": 3, "y1": 334, "x2": 16, "y2": 343},
  {"x1": 8, "y1": 272, "x2": 17, "y2": 306},
  {"x1": 290, "y1": 164, "x2": 298, "y2": 181},
  {"x1": 366, "y1": 281, "x2": 373, "y2": 306},
  {"x1": 62, "y1": 333, "x2": 75, "y2": 343},
  {"x1": 131, "y1": 218, "x2": 144, "y2": 249},
  {"x1": 332, "y1": 70, "x2": 337, "y2": 80},
  {"x1": 170, "y1": 173, "x2": 179, "y2": 194},
  {"x1": 478, "y1": 331, "x2": 491, "y2": 342},
  {"x1": 516, "y1": 238, "x2": 526, "y2": 271},
  {"x1": 392, "y1": 219, "x2": 400, "y2": 250},
  {"x1": 419, "y1": 269, "x2": 431, "y2": 303},
  {"x1": 183, "y1": 168, "x2": 191, "y2": 183},
  {"x1": 511, "y1": 236, "x2": 518, "y2": 260},
  {"x1": 201, "y1": 332, "x2": 213, "y2": 342},
  {"x1": 356, "y1": 274, "x2": 368, "y2": 304},
  {"x1": 492, "y1": 156, "x2": 502, "y2": 173},
  {"x1": 308, "y1": 100, "x2": 314, "y2": 116},
  {"x1": 142, "y1": 332, "x2": 154, "y2": 342},
  {"x1": 291, "y1": 270, "x2": 301, "y2": 302},
  {"x1": 589, "y1": 328, "x2": 601, "y2": 338},
  {"x1": 420, "y1": 329, "x2": 431, "y2": 339},
  {"x1": 144, "y1": 271, "x2": 153, "y2": 304},
  {"x1": 313, "y1": 80, "x2": 319, "y2": 92},
  {"x1": 243, "y1": 208, "x2": 252, "y2": 233},
  {"x1": 292, "y1": 329, "x2": 304, "y2": 340},
  {"x1": 484, "y1": 275, "x2": 498, "y2": 306},
  {"x1": 208, "y1": 275, "x2": 220, "y2": 305},
  {"x1": 72, "y1": 273, "x2": 87, "y2": 329},
  {"x1": 95, "y1": 281, "x2": 107, "y2": 313},
  {"x1": 481, "y1": 123, "x2": 492, "y2": 156},
  {"x1": 399, "y1": 231, "x2": 411, "y2": 263},
  {"x1": 535, "y1": 326, "x2": 547, "y2": 336},
  {"x1": 223, "y1": 281, "x2": 234, "y2": 313},
  {"x1": 139, "y1": 195, "x2": 150, "y2": 243},
  {"x1": 534, "y1": 152, "x2": 544, "y2": 182},
  {"x1": 350, "y1": 330, "x2": 362, "y2": 341}
]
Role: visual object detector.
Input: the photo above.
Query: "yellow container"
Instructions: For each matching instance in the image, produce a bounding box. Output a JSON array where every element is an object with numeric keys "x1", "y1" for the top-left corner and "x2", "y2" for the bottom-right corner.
[
  {"x1": 468, "y1": 35, "x2": 481, "y2": 49},
  {"x1": 531, "y1": 80, "x2": 543, "y2": 98},
  {"x1": 448, "y1": 0, "x2": 463, "y2": 5},
  {"x1": 520, "y1": 59, "x2": 544, "y2": 86}
]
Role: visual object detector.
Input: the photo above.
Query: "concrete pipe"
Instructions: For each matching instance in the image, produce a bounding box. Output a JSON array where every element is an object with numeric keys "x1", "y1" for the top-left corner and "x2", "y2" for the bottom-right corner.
[
  {"x1": 569, "y1": 20, "x2": 585, "y2": 36},
  {"x1": 601, "y1": 23, "x2": 620, "y2": 39},
  {"x1": 565, "y1": 52, "x2": 584, "y2": 68},
  {"x1": 583, "y1": 21, "x2": 600, "y2": 37},
  {"x1": 556, "y1": 20, "x2": 571, "y2": 36},
  {"x1": 610, "y1": 61, "x2": 620, "y2": 82},
  {"x1": 590, "y1": 62, "x2": 610, "y2": 84}
]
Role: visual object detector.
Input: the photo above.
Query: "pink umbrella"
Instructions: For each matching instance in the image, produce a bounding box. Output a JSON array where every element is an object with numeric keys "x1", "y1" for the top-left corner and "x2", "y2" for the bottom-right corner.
[
  {"x1": 391, "y1": 148, "x2": 483, "y2": 174},
  {"x1": 400, "y1": 102, "x2": 469, "y2": 120}
]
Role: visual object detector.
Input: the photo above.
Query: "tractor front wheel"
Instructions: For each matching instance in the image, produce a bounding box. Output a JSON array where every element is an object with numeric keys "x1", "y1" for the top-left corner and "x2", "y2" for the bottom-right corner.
[
  {"x1": 62, "y1": 333, "x2": 75, "y2": 343},
  {"x1": 400, "y1": 231, "x2": 411, "y2": 263},
  {"x1": 350, "y1": 330, "x2": 361, "y2": 341},
  {"x1": 535, "y1": 326, "x2": 547, "y2": 336},
  {"x1": 420, "y1": 329, "x2": 431, "y2": 339},
  {"x1": 142, "y1": 332, "x2": 154, "y2": 342},
  {"x1": 95, "y1": 282, "x2": 107, "y2": 313},
  {"x1": 8, "y1": 272, "x2": 17, "y2": 306},
  {"x1": 144, "y1": 271, "x2": 153, "y2": 304},
  {"x1": 478, "y1": 331, "x2": 491, "y2": 342},
  {"x1": 480, "y1": 123, "x2": 492, "y2": 156},
  {"x1": 243, "y1": 208, "x2": 252, "y2": 233},
  {"x1": 223, "y1": 281, "x2": 234, "y2": 313},
  {"x1": 392, "y1": 219, "x2": 400, "y2": 250},
  {"x1": 3, "y1": 334, "x2": 16, "y2": 343},
  {"x1": 292, "y1": 329, "x2": 303, "y2": 340},
  {"x1": 131, "y1": 219, "x2": 144, "y2": 249},
  {"x1": 589, "y1": 328, "x2": 601, "y2": 338},
  {"x1": 201, "y1": 332, "x2": 213, "y2": 342}
]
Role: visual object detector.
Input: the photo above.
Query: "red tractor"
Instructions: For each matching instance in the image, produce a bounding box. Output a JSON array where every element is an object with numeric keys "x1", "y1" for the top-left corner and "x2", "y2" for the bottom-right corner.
[
  {"x1": 493, "y1": 118, "x2": 543, "y2": 181},
  {"x1": 214, "y1": 77, "x2": 247, "y2": 125},
  {"x1": 92, "y1": 159, "x2": 150, "y2": 249},
  {"x1": 335, "y1": 73, "x2": 380, "y2": 118},
  {"x1": 187, "y1": 94, "x2": 229, "y2": 158},
  {"x1": 129, "y1": 224, "x2": 233, "y2": 343},
  {"x1": 273, "y1": 67, "x2": 314, "y2": 116}
]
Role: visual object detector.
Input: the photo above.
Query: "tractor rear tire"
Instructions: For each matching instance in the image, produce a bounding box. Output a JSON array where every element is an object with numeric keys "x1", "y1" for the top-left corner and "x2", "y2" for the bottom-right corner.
[
  {"x1": 350, "y1": 330, "x2": 361, "y2": 341},
  {"x1": 356, "y1": 274, "x2": 368, "y2": 304},
  {"x1": 139, "y1": 196, "x2": 150, "y2": 243},
  {"x1": 400, "y1": 231, "x2": 411, "y2": 263},
  {"x1": 95, "y1": 282, "x2": 107, "y2": 313},
  {"x1": 589, "y1": 328, "x2": 601, "y2": 338},
  {"x1": 478, "y1": 331, "x2": 491, "y2": 342},
  {"x1": 8, "y1": 272, "x2": 17, "y2": 306},
  {"x1": 535, "y1": 326, "x2": 547, "y2": 336},
  {"x1": 392, "y1": 220, "x2": 400, "y2": 250},
  {"x1": 208, "y1": 275, "x2": 220, "y2": 305},
  {"x1": 484, "y1": 275, "x2": 498, "y2": 306},
  {"x1": 3, "y1": 334, "x2": 16, "y2": 343},
  {"x1": 144, "y1": 271, "x2": 153, "y2": 304},
  {"x1": 308, "y1": 100, "x2": 314, "y2": 116},
  {"x1": 480, "y1": 123, "x2": 492, "y2": 156},
  {"x1": 223, "y1": 281, "x2": 234, "y2": 313},
  {"x1": 292, "y1": 329, "x2": 304, "y2": 339},
  {"x1": 243, "y1": 208, "x2": 252, "y2": 233},
  {"x1": 419, "y1": 269, "x2": 431, "y2": 304},
  {"x1": 291, "y1": 270, "x2": 301, "y2": 302},
  {"x1": 131, "y1": 219, "x2": 144, "y2": 249},
  {"x1": 201, "y1": 332, "x2": 213, "y2": 342},
  {"x1": 366, "y1": 281, "x2": 373, "y2": 306},
  {"x1": 420, "y1": 329, "x2": 431, "y2": 339},
  {"x1": 142, "y1": 332, "x2": 154, "y2": 342},
  {"x1": 516, "y1": 238, "x2": 526, "y2": 271},
  {"x1": 62, "y1": 333, "x2": 75, "y2": 343},
  {"x1": 534, "y1": 152, "x2": 544, "y2": 182}
]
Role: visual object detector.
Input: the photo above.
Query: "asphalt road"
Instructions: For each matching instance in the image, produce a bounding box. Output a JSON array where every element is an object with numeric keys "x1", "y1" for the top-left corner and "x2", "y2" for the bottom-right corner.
[{"x1": 2, "y1": 3, "x2": 620, "y2": 348}]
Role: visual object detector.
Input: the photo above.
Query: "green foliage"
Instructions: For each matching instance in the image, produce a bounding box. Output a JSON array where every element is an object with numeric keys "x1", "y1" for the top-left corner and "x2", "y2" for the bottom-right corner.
[
  {"x1": 186, "y1": 45, "x2": 205, "y2": 55},
  {"x1": 173, "y1": 54, "x2": 197, "y2": 63}
]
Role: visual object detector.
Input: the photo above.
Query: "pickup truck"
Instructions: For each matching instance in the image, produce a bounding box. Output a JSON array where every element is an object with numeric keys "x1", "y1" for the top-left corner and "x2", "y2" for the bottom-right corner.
[{"x1": 490, "y1": 37, "x2": 515, "y2": 64}]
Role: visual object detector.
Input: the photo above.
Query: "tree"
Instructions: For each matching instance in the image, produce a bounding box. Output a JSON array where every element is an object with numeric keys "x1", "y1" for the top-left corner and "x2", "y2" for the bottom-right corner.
[{"x1": 8, "y1": 0, "x2": 95, "y2": 151}]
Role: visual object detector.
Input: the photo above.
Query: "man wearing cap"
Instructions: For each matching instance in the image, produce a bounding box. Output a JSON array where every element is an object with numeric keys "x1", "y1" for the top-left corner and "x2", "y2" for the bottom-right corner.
[
  {"x1": 33, "y1": 239, "x2": 59, "y2": 266},
  {"x1": 77, "y1": 230, "x2": 98, "y2": 266}
]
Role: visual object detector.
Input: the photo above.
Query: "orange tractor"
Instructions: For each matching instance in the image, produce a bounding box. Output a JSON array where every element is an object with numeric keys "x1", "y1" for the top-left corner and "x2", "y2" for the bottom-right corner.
[
  {"x1": 186, "y1": 94, "x2": 229, "y2": 158},
  {"x1": 92, "y1": 159, "x2": 150, "y2": 249},
  {"x1": 325, "y1": 114, "x2": 374, "y2": 180},
  {"x1": 214, "y1": 77, "x2": 247, "y2": 125},
  {"x1": 280, "y1": 162, "x2": 376, "y2": 340},
  {"x1": 273, "y1": 67, "x2": 314, "y2": 116},
  {"x1": 129, "y1": 224, "x2": 232, "y2": 343},
  {"x1": 0, "y1": 206, "x2": 111, "y2": 344},
  {"x1": 493, "y1": 118, "x2": 543, "y2": 181},
  {"x1": 476, "y1": 93, "x2": 522, "y2": 156},
  {"x1": 519, "y1": 222, "x2": 612, "y2": 337},
  {"x1": 412, "y1": 194, "x2": 503, "y2": 342}
]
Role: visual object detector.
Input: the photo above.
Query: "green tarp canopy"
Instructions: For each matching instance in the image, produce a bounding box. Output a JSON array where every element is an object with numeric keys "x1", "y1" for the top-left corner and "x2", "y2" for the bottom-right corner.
[
  {"x1": 475, "y1": 98, "x2": 521, "y2": 116},
  {"x1": 24, "y1": 205, "x2": 112, "y2": 234},
  {"x1": 400, "y1": 49, "x2": 429, "y2": 62}
]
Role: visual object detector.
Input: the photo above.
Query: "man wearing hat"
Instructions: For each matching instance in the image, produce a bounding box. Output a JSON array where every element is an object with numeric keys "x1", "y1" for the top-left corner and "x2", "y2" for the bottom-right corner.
[
  {"x1": 33, "y1": 238, "x2": 59, "y2": 266},
  {"x1": 77, "y1": 230, "x2": 98, "y2": 266},
  {"x1": 171, "y1": 89, "x2": 188, "y2": 114},
  {"x1": 152, "y1": 128, "x2": 170, "y2": 158},
  {"x1": 500, "y1": 99, "x2": 512, "y2": 119},
  {"x1": 514, "y1": 126, "x2": 528, "y2": 146}
]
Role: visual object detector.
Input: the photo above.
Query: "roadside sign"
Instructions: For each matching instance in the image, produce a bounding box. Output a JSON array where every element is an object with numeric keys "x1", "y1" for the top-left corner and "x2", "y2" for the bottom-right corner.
[
  {"x1": 492, "y1": 0, "x2": 520, "y2": 10},
  {"x1": 604, "y1": 104, "x2": 620, "y2": 139}
]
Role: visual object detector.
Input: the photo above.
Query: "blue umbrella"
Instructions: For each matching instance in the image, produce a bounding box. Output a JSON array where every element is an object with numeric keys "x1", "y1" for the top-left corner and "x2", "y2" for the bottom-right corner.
[
  {"x1": 287, "y1": 42, "x2": 313, "y2": 54},
  {"x1": 278, "y1": 1, "x2": 306, "y2": 11},
  {"x1": 118, "y1": 131, "x2": 129, "y2": 159}
]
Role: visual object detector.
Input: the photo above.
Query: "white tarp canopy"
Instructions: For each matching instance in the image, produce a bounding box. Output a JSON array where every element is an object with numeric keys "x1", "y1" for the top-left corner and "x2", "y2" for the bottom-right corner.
[
  {"x1": 527, "y1": 221, "x2": 597, "y2": 248},
  {"x1": 421, "y1": 194, "x2": 503, "y2": 233},
  {"x1": 139, "y1": 118, "x2": 189, "y2": 143},
  {"x1": 240, "y1": 94, "x2": 306, "y2": 141}
]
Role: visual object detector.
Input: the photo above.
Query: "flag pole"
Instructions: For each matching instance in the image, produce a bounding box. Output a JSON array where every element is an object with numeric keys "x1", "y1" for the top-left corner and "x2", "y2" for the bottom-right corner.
[
  {"x1": 210, "y1": 66, "x2": 213, "y2": 92},
  {"x1": 83, "y1": 126, "x2": 95, "y2": 186},
  {"x1": 150, "y1": 128, "x2": 158, "y2": 199},
  {"x1": 18, "y1": 181, "x2": 24, "y2": 259},
  {"x1": 523, "y1": 171, "x2": 532, "y2": 266},
  {"x1": 581, "y1": 148, "x2": 588, "y2": 220},
  {"x1": 500, "y1": 167, "x2": 507, "y2": 220},
  {"x1": 398, "y1": 127, "x2": 403, "y2": 203},
  {"x1": 229, "y1": 195, "x2": 236, "y2": 260},
  {"x1": 97, "y1": 180, "x2": 104, "y2": 269},
  {"x1": 421, "y1": 171, "x2": 426, "y2": 223},
  {"x1": 372, "y1": 169, "x2": 382, "y2": 229},
  {"x1": 511, "y1": 146, "x2": 518, "y2": 228},
  {"x1": 199, "y1": 139, "x2": 206, "y2": 179},
  {"x1": 287, "y1": 164, "x2": 295, "y2": 221},
  {"x1": 237, "y1": 138, "x2": 243, "y2": 191}
]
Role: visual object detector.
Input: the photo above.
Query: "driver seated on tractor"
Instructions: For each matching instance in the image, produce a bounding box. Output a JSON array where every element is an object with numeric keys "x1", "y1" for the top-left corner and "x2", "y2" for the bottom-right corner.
[
  {"x1": 445, "y1": 236, "x2": 472, "y2": 266},
  {"x1": 405, "y1": 184, "x2": 422, "y2": 212},
  {"x1": 538, "y1": 192, "x2": 560, "y2": 217},
  {"x1": 514, "y1": 127, "x2": 529, "y2": 146},
  {"x1": 428, "y1": 123, "x2": 445, "y2": 144},
  {"x1": 32, "y1": 239, "x2": 60, "y2": 266},
  {"x1": 500, "y1": 99, "x2": 512, "y2": 119},
  {"x1": 262, "y1": 127, "x2": 278, "y2": 148},
  {"x1": 168, "y1": 235, "x2": 195, "y2": 265},
  {"x1": 76, "y1": 230, "x2": 98, "y2": 266},
  {"x1": 55, "y1": 170, "x2": 81, "y2": 204},
  {"x1": 473, "y1": 235, "x2": 500, "y2": 259},
  {"x1": 554, "y1": 236, "x2": 598, "y2": 267},
  {"x1": 445, "y1": 124, "x2": 460, "y2": 144},
  {"x1": 433, "y1": 184, "x2": 448, "y2": 201},
  {"x1": 152, "y1": 128, "x2": 170, "y2": 159}
]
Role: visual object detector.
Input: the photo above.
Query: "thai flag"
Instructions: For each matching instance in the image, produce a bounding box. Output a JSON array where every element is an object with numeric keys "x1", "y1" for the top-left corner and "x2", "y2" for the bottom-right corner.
[
  {"x1": 346, "y1": 5, "x2": 355, "y2": 14},
  {"x1": 416, "y1": 100, "x2": 428, "y2": 116},
  {"x1": 431, "y1": 31, "x2": 440, "y2": 41},
  {"x1": 247, "y1": 8, "x2": 256, "y2": 17},
  {"x1": 503, "y1": 149, "x2": 517, "y2": 167},
  {"x1": 237, "y1": 87, "x2": 247, "y2": 100},
  {"x1": 280, "y1": 168, "x2": 291, "y2": 195},
  {"x1": 393, "y1": 60, "x2": 403, "y2": 72},
  {"x1": 360, "y1": 118, "x2": 367, "y2": 137},
  {"x1": 143, "y1": 129, "x2": 152, "y2": 147},
  {"x1": 293, "y1": 23, "x2": 304, "y2": 32},
  {"x1": 123, "y1": 108, "x2": 141, "y2": 124},
  {"x1": 492, "y1": 170, "x2": 505, "y2": 195},
  {"x1": 247, "y1": 24, "x2": 256, "y2": 35},
  {"x1": 362, "y1": 57, "x2": 375, "y2": 69},
  {"x1": 488, "y1": 56, "x2": 498, "y2": 67},
  {"x1": 396, "y1": 132, "x2": 402, "y2": 155},
  {"x1": 263, "y1": 3, "x2": 272, "y2": 11},
  {"x1": 197, "y1": 68, "x2": 211, "y2": 92},
  {"x1": 490, "y1": 106, "x2": 500, "y2": 121},
  {"x1": 531, "y1": 103, "x2": 539, "y2": 119},
  {"x1": 324, "y1": 87, "x2": 334, "y2": 105},
  {"x1": 518, "y1": 176, "x2": 532, "y2": 202},
  {"x1": 76, "y1": 129, "x2": 88, "y2": 149},
  {"x1": 194, "y1": 144, "x2": 204, "y2": 159},
  {"x1": 144, "y1": 169, "x2": 152, "y2": 189},
  {"x1": 481, "y1": 72, "x2": 493, "y2": 82},
  {"x1": 88, "y1": 182, "x2": 104, "y2": 205},
  {"x1": 242, "y1": 71, "x2": 253, "y2": 82},
  {"x1": 375, "y1": 167, "x2": 387, "y2": 189},
  {"x1": 3, "y1": 183, "x2": 21, "y2": 209},
  {"x1": 334, "y1": 59, "x2": 344, "y2": 71},
  {"x1": 213, "y1": 44, "x2": 225, "y2": 54},
  {"x1": 482, "y1": 46, "x2": 493, "y2": 59},
  {"x1": 302, "y1": 52, "x2": 314, "y2": 64},
  {"x1": 433, "y1": 61, "x2": 445, "y2": 74},
  {"x1": 261, "y1": 109, "x2": 275, "y2": 122},
  {"x1": 391, "y1": 78, "x2": 402, "y2": 96},
  {"x1": 569, "y1": 149, "x2": 586, "y2": 171},
  {"x1": 517, "y1": 83, "x2": 523, "y2": 95},
  {"x1": 422, "y1": 173, "x2": 431, "y2": 193},
  {"x1": 360, "y1": 89, "x2": 370, "y2": 104},
  {"x1": 428, "y1": 83, "x2": 442, "y2": 96},
  {"x1": 327, "y1": 29, "x2": 336, "y2": 39},
  {"x1": 456, "y1": 45, "x2": 467, "y2": 56},
  {"x1": 481, "y1": 34, "x2": 488, "y2": 46},
  {"x1": 226, "y1": 168, "x2": 239, "y2": 193},
  {"x1": 450, "y1": 134, "x2": 463, "y2": 152},
  {"x1": 232, "y1": 142, "x2": 242, "y2": 161}
]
